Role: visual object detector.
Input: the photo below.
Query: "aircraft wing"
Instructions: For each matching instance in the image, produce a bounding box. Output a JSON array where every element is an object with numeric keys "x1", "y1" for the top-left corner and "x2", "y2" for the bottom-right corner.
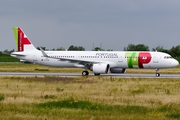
[
  {"x1": 57, "y1": 57, "x2": 100, "y2": 64},
  {"x1": 39, "y1": 47, "x2": 114, "y2": 66},
  {"x1": 48, "y1": 56, "x2": 117, "y2": 68}
]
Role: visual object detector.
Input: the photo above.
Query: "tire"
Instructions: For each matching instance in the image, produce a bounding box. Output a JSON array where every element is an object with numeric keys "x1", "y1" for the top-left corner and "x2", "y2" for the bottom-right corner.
[
  {"x1": 156, "y1": 73, "x2": 160, "y2": 77},
  {"x1": 82, "y1": 71, "x2": 89, "y2": 76},
  {"x1": 94, "y1": 73, "x2": 100, "y2": 76}
]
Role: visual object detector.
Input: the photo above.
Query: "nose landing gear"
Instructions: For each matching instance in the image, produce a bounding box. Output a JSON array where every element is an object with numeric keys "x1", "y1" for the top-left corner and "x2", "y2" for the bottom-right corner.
[{"x1": 155, "y1": 69, "x2": 160, "y2": 77}]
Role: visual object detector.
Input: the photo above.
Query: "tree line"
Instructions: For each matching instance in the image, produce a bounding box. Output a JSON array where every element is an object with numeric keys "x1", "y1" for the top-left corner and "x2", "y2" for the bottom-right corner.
[
  {"x1": 123, "y1": 44, "x2": 180, "y2": 57},
  {"x1": 39, "y1": 44, "x2": 180, "y2": 58},
  {"x1": 36, "y1": 45, "x2": 102, "y2": 51}
]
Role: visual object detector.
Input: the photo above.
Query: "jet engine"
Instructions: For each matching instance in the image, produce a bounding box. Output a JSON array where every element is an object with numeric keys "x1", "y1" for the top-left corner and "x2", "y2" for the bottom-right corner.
[
  {"x1": 92, "y1": 63, "x2": 109, "y2": 74},
  {"x1": 110, "y1": 68, "x2": 126, "y2": 73}
]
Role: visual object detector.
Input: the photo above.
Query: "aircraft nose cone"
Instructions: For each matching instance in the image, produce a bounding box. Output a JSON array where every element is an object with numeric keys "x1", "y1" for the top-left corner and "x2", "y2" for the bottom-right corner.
[{"x1": 173, "y1": 59, "x2": 179, "y2": 67}]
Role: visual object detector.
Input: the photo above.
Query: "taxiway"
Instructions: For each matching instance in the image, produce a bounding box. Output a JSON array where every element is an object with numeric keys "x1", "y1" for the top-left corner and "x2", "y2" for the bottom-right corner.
[{"x1": 0, "y1": 72, "x2": 179, "y2": 78}]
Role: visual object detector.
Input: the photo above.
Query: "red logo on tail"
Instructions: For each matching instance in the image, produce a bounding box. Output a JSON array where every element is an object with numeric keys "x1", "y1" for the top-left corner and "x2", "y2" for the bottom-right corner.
[{"x1": 18, "y1": 28, "x2": 31, "y2": 51}]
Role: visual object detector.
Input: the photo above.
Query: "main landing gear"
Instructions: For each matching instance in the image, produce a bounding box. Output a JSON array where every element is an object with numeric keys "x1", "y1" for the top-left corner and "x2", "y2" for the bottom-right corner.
[
  {"x1": 82, "y1": 71, "x2": 100, "y2": 76},
  {"x1": 156, "y1": 68, "x2": 160, "y2": 77},
  {"x1": 94, "y1": 73, "x2": 100, "y2": 76},
  {"x1": 82, "y1": 70, "x2": 89, "y2": 76}
]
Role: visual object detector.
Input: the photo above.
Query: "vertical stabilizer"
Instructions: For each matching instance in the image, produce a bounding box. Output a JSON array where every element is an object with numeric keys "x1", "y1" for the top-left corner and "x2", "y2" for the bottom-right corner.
[{"x1": 13, "y1": 27, "x2": 37, "y2": 52}]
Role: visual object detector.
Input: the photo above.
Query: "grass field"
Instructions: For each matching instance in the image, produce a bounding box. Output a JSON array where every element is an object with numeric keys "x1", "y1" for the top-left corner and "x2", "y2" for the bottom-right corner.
[
  {"x1": 0, "y1": 76, "x2": 180, "y2": 119},
  {"x1": 0, "y1": 63, "x2": 180, "y2": 119}
]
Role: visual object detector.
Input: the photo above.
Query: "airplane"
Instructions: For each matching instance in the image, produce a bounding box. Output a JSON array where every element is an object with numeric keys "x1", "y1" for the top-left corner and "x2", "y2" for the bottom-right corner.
[{"x1": 11, "y1": 27, "x2": 179, "y2": 77}]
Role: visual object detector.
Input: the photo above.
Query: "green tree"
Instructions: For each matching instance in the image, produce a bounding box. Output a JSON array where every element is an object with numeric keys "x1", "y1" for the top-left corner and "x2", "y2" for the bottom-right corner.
[
  {"x1": 107, "y1": 49, "x2": 113, "y2": 51},
  {"x1": 56, "y1": 47, "x2": 66, "y2": 51},
  {"x1": 68, "y1": 45, "x2": 85, "y2": 51},
  {"x1": 169, "y1": 45, "x2": 180, "y2": 57},
  {"x1": 152, "y1": 46, "x2": 169, "y2": 53},
  {"x1": 124, "y1": 44, "x2": 149, "y2": 51},
  {"x1": 0, "y1": 51, "x2": 3, "y2": 55},
  {"x1": 3, "y1": 49, "x2": 15, "y2": 55},
  {"x1": 92, "y1": 47, "x2": 101, "y2": 51}
]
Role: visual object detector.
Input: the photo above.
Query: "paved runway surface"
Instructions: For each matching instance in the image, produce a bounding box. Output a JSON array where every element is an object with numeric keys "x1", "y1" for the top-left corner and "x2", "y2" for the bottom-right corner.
[{"x1": 0, "y1": 72, "x2": 179, "y2": 78}]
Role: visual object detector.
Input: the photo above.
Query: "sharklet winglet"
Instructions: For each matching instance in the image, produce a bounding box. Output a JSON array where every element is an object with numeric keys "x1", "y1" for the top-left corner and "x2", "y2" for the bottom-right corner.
[{"x1": 39, "y1": 47, "x2": 48, "y2": 57}]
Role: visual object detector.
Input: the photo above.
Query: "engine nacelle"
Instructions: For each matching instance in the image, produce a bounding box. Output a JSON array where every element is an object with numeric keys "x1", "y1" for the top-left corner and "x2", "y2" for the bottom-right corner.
[
  {"x1": 92, "y1": 63, "x2": 109, "y2": 74},
  {"x1": 110, "y1": 68, "x2": 126, "y2": 73}
]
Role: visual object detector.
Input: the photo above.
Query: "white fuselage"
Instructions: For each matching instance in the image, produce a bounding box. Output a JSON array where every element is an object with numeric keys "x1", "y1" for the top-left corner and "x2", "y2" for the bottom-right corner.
[{"x1": 11, "y1": 50, "x2": 179, "y2": 69}]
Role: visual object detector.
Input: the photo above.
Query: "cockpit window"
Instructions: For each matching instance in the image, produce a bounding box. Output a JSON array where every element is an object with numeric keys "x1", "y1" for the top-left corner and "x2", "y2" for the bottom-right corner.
[{"x1": 164, "y1": 56, "x2": 172, "y2": 59}]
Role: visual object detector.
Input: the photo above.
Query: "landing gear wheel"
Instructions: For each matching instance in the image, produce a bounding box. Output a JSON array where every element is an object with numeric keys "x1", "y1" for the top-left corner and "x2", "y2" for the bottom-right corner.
[
  {"x1": 156, "y1": 73, "x2": 160, "y2": 77},
  {"x1": 155, "y1": 69, "x2": 160, "y2": 77},
  {"x1": 82, "y1": 71, "x2": 89, "y2": 76},
  {"x1": 94, "y1": 73, "x2": 100, "y2": 76}
]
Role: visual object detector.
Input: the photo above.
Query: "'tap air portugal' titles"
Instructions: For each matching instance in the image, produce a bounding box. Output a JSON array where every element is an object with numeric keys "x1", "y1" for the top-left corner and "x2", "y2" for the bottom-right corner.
[{"x1": 96, "y1": 53, "x2": 118, "y2": 57}]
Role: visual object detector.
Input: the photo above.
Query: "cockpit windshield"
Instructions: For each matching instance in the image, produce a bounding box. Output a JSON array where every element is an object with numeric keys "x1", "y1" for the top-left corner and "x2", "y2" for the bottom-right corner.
[{"x1": 164, "y1": 56, "x2": 173, "y2": 59}]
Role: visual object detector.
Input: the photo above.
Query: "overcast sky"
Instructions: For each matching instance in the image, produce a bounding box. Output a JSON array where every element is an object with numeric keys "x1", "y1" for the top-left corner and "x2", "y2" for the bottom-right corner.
[{"x1": 0, "y1": 0, "x2": 180, "y2": 51}]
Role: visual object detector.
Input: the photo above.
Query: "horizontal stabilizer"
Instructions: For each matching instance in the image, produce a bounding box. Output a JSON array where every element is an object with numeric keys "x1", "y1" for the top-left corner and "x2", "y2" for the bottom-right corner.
[{"x1": 11, "y1": 52, "x2": 26, "y2": 57}]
